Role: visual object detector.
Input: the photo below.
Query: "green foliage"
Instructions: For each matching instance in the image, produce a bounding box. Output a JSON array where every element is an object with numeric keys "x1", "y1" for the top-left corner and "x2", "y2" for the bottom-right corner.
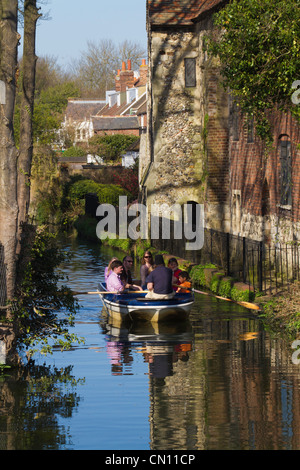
[
  {"x1": 16, "y1": 227, "x2": 83, "y2": 357},
  {"x1": 33, "y1": 82, "x2": 80, "y2": 144},
  {"x1": 207, "y1": 0, "x2": 300, "y2": 142},
  {"x1": 231, "y1": 286, "x2": 255, "y2": 302},
  {"x1": 62, "y1": 146, "x2": 87, "y2": 158},
  {"x1": 101, "y1": 233, "x2": 133, "y2": 252},
  {"x1": 88, "y1": 134, "x2": 139, "y2": 162},
  {"x1": 210, "y1": 273, "x2": 223, "y2": 294},
  {"x1": 218, "y1": 278, "x2": 234, "y2": 299},
  {"x1": 189, "y1": 264, "x2": 218, "y2": 287},
  {"x1": 35, "y1": 177, "x2": 64, "y2": 225},
  {"x1": 68, "y1": 178, "x2": 130, "y2": 206},
  {"x1": 74, "y1": 216, "x2": 98, "y2": 241}
]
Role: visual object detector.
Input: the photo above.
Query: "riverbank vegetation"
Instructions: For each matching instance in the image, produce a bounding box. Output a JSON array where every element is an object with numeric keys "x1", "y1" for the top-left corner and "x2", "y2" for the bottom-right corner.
[
  {"x1": 15, "y1": 226, "x2": 82, "y2": 359},
  {"x1": 257, "y1": 284, "x2": 300, "y2": 338},
  {"x1": 34, "y1": 169, "x2": 137, "y2": 226}
]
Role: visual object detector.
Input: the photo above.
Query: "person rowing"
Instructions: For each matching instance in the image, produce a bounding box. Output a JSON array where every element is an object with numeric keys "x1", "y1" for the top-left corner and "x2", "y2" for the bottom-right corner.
[{"x1": 145, "y1": 254, "x2": 175, "y2": 300}]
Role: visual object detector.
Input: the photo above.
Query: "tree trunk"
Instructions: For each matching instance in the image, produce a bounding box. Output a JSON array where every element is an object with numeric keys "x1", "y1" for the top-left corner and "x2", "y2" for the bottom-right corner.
[
  {"x1": 17, "y1": 0, "x2": 40, "y2": 230},
  {"x1": 0, "y1": 0, "x2": 19, "y2": 303}
]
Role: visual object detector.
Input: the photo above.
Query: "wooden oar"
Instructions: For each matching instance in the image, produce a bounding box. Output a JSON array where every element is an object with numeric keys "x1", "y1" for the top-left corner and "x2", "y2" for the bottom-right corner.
[
  {"x1": 73, "y1": 290, "x2": 148, "y2": 295},
  {"x1": 192, "y1": 288, "x2": 261, "y2": 311}
]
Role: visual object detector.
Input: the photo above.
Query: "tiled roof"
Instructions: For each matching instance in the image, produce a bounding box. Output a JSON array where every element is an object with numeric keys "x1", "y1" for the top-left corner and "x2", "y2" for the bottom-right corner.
[
  {"x1": 136, "y1": 101, "x2": 147, "y2": 115},
  {"x1": 125, "y1": 93, "x2": 147, "y2": 115},
  {"x1": 148, "y1": 0, "x2": 225, "y2": 26},
  {"x1": 92, "y1": 116, "x2": 140, "y2": 131},
  {"x1": 96, "y1": 101, "x2": 133, "y2": 117},
  {"x1": 65, "y1": 100, "x2": 106, "y2": 121}
]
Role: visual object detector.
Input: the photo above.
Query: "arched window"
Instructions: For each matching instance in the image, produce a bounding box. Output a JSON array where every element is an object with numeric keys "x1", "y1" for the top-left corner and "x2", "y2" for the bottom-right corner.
[{"x1": 279, "y1": 136, "x2": 292, "y2": 206}]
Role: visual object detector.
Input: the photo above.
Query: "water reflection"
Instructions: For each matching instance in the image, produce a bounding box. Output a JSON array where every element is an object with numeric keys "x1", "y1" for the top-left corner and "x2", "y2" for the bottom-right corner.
[
  {"x1": 2, "y1": 236, "x2": 300, "y2": 450},
  {"x1": 0, "y1": 364, "x2": 84, "y2": 450},
  {"x1": 102, "y1": 317, "x2": 193, "y2": 378},
  {"x1": 102, "y1": 298, "x2": 300, "y2": 450}
]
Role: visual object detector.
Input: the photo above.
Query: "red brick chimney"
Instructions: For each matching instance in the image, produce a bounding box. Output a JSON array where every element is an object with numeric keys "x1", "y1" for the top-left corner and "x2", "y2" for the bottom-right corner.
[
  {"x1": 115, "y1": 60, "x2": 135, "y2": 93},
  {"x1": 139, "y1": 59, "x2": 148, "y2": 86}
]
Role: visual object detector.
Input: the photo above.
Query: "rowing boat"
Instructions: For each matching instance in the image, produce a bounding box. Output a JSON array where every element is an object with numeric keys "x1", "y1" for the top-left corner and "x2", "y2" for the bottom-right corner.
[{"x1": 98, "y1": 282, "x2": 194, "y2": 324}]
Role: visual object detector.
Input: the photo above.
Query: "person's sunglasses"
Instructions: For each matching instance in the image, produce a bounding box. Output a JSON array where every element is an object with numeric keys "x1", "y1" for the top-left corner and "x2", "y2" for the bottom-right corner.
[{"x1": 144, "y1": 255, "x2": 152, "y2": 258}]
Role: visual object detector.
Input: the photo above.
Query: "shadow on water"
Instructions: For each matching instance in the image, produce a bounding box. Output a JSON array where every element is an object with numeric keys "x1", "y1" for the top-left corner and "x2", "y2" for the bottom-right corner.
[{"x1": 1, "y1": 236, "x2": 300, "y2": 450}]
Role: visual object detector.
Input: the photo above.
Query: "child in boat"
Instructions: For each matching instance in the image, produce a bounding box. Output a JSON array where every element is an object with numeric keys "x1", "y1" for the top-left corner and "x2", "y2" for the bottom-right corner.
[
  {"x1": 167, "y1": 257, "x2": 182, "y2": 289},
  {"x1": 176, "y1": 271, "x2": 192, "y2": 293}
]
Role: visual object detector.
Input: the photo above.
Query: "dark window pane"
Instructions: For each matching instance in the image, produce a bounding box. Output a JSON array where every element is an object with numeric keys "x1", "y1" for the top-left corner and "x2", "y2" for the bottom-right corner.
[
  {"x1": 185, "y1": 58, "x2": 196, "y2": 87},
  {"x1": 280, "y1": 141, "x2": 292, "y2": 205}
]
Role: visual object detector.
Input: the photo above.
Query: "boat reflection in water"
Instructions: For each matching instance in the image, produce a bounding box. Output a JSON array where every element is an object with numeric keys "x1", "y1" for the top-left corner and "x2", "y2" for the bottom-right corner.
[{"x1": 102, "y1": 313, "x2": 193, "y2": 378}]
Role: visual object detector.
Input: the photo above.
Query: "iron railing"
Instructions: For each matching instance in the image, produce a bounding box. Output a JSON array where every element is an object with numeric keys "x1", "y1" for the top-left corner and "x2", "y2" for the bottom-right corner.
[{"x1": 151, "y1": 223, "x2": 300, "y2": 294}]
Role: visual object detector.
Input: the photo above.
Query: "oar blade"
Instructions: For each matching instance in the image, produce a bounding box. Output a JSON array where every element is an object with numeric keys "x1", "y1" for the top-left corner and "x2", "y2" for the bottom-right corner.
[{"x1": 193, "y1": 288, "x2": 260, "y2": 311}]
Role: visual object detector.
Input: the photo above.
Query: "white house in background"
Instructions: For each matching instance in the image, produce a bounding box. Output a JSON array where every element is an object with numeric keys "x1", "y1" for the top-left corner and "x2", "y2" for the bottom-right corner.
[
  {"x1": 62, "y1": 99, "x2": 106, "y2": 147},
  {"x1": 87, "y1": 154, "x2": 104, "y2": 165},
  {"x1": 59, "y1": 60, "x2": 148, "y2": 168},
  {"x1": 121, "y1": 139, "x2": 140, "y2": 168}
]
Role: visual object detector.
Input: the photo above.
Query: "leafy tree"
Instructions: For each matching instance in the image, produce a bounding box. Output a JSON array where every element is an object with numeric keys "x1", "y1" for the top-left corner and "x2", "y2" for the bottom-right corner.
[
  {"x1": 207, "y1": 0, "x2": 300, "y2": 141},
  {"x1": 67, "y1": 179, "x2": 131, "y2": 206},
  {"x1": 34, "y1": 55, "x2": 72, "y2": 96},
  {"x1": 62, "y1": 146, "x2": 87, "y2": 157},
  {"x1": 32, "y1": 81, "x2": 80, "y2": 144},
  {"x1": 110, "y1": 169, "x2": 139, "y2": 200},
  {"x1": 16, "y1": 228, "x2": 82, "y2": 358},
  {"x1": 88, "y1": 134, "x2": 139, "y2": 162}
]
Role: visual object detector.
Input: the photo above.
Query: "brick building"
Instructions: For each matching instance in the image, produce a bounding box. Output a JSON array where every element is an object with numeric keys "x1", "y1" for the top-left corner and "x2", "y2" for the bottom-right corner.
[
  {"x1": 142, "y1": 0, "x2": 300, "y2": 246},
  {"x1": 93, "y1": 59, "x2": 147, "y2": 136}
]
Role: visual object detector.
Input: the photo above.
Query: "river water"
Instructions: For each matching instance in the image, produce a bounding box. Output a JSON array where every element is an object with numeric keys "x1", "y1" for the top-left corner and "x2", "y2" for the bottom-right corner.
[{"x1": 1, "y1": 235, "x2": 300, "y2": 451}]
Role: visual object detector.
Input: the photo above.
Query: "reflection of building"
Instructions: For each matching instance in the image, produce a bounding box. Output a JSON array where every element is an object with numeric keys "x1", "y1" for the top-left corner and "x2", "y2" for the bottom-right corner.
[
  {"x1": 103, "y1": 311, "x2": 300, "y2": 450},
  {"x1": 148, "y1": 313, "x2": 300, "y2": 450}
]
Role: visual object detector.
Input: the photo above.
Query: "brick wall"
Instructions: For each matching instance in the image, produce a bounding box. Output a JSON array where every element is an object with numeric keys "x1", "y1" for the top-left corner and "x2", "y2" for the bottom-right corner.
[{"x1": 230, "y1": 109, "x2": 300, "y2": 216}]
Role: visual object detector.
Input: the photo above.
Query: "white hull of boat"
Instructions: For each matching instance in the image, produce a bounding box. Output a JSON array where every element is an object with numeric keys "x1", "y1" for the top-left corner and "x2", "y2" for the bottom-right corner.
[{"x1": 101, "y1": 297, "x2": 194, "y2": 323}]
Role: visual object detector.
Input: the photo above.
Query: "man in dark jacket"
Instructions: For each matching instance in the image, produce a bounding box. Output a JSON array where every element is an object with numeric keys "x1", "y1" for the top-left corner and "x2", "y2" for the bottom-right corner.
[{"x1": 145, "y1": 254, "x2": 175, "y2": 299}]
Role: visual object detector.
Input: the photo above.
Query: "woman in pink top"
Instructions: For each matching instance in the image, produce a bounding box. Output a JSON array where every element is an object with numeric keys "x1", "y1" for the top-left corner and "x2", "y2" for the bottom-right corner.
[{"x1": 104, "y1": 257, "x2": 118, "y2": 282}]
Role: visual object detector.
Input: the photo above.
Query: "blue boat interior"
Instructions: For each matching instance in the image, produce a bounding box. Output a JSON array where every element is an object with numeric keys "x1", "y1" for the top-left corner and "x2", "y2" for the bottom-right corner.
[{"x1": 99, "y1": 283, "x2": 194, "y2": 305}]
